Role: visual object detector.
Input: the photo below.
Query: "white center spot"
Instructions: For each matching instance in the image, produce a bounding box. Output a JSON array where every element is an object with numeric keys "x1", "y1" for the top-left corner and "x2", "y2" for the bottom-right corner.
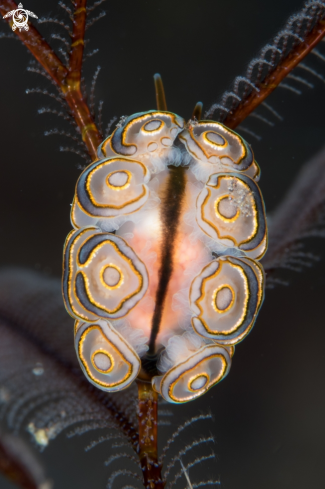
[
  {"x1": 144, "y1": 120, "x2": 162, "y2": 131},
  {"x1": 103, "y1": 266, "x2": 121, "y2": 287},
  {"x1": 148, "y1": 142, "x2": 158, "y2": 152},
  {"x1": 217, "y1": 197, "x2": 238, "y2": 219},
  {"x1": 108, "y1": 171, "x2": 129, "y2": 188},
  {"x1": 206, "y1": 131, "x2": 226, "y2": 146},
  {"x1": 190, "y1": 375, "x2": 208, "y2": 391},
  {"x1": 161, "y1": 137, "x2": 172, "y2": 147},
  {"x1": 93, "y1": 352, "x2": 112, "y2": 372},
  {"x1": 216, "y1": 286, "x2": 233, "y2": 311}
]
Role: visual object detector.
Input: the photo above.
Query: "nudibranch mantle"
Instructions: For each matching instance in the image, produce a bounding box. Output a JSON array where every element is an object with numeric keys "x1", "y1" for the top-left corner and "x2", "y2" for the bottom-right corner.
[{"x1": 62, "y1": 110, "x2": 267, "y2": 402}]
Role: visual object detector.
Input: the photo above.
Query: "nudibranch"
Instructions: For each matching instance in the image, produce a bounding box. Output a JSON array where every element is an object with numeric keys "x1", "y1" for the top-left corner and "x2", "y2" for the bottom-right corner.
[{"x1": 62, "y1": 86, "x2": 267, "y2": 404}]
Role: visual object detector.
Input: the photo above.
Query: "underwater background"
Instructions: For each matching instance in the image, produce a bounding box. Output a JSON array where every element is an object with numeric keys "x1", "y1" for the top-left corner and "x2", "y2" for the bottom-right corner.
[{"x1": 0, "y1": 0, "x2": 324, "y2": 487}]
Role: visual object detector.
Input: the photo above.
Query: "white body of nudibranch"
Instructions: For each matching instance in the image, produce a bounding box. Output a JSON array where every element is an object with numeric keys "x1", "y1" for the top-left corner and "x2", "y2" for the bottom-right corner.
[{"x1": 62, "y1": 111, "x2": 267, "y2": 403}]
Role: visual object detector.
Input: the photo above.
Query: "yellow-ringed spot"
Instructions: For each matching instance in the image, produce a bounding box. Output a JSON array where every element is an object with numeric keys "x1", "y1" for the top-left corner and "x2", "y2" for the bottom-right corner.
[
  {"x1": 142, "y1": 119, "x2": 163, "y2": 133},
  {"x1": 179, "y1": 120, "x2": 251, "y2": 168},
  {"x1": 75, "y1": 320, "x2": 140, "y2": 392},
  {"x1": 215, "y1": 195, "x2": 240, "y2": 223},
  {"x1": 190, "y1": 256, "x2": 265, "y2": 345},
  {"x1": 204, "y1": 131, "x2": 227, "y2": 148},
  {"x1": 71, "y1": 157, "x2": 150, "y2": 229},
  {"x1": 91, "y1": 350, "x2": 114, "y2": 373},
  {"x1": 62, "y1": 227, "x2": 149, "y2": 321},
  {"x1": 189, "y1": 373, "x2": 209, "y2": 391},
  {"x1": 196, "y1": 172, "x2": 267, "y2": 260},
  {"x1": 212, "y1": 285, "x2": 235, "y2": 313},
  {"x1": 106, "y1": 170, "x2": 131, "y2": 190},
  {"x1": 153, "y1": 344, "x2": 231, "y2": 403},
  {"x1": 179, "y1": 120, "x2": 260, "y2": 180},
  {"x1": 100, "y1": 264, "x2": 124, "y2": 290},
  {"x1": 108, "y1": 111, "x2": 185, "y2": 158}
]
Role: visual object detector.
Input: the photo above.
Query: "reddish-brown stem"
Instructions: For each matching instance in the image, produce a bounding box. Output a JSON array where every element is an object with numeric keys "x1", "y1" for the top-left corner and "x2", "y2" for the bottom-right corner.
[
  {"x1": 0, "y1": 438, "x2": 39, "y2": 489},
  {"x1": 0, "y1": 0, "x2": 102, "y2": 160},
  {"x1": 224, "y1": 19, "x2": 325, "y2": 129},
  {"x1": 68, "y1": 0, "x2": 87, "y2": 87},
  {"x1": 62, "y1": 0, "x2": 102, "y2": 158},
  {"x1": 137, "y1": 381, "x2": 164, "y2": 489}
]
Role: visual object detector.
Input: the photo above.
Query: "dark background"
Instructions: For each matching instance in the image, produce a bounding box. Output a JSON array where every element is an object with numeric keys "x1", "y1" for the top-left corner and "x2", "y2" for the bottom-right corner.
[{"x1": 0, "y1": 0, "x2": 325, "y2": 488}]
